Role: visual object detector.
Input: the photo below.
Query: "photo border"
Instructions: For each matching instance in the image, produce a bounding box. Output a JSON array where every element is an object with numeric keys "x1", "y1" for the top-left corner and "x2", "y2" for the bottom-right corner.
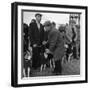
[{"x1": 11, "y1": 2, "x2": 88, "y2": 87}]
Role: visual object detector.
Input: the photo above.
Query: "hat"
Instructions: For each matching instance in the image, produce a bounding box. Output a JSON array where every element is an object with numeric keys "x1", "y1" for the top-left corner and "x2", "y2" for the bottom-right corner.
[
  {"x1": 35, "y1": 13, "x2": 42, "y2": 17},
  {"x1": 52, "y1": 22, "x2": 56, "y2": 26},
  {"x1": 44, "y1": 21, "x2": 51, "y2": 26}
]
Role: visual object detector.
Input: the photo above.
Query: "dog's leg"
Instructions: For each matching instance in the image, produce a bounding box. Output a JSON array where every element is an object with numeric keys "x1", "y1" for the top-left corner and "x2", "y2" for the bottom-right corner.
[
  {"x1": 68, "y1": 53, "x2": 72, "y2": 62},
  {"x1": 52, "y1": 59, "x2": 55, "y2": 68},
  {"x1": 62, "y1": 56, "x2": 65, "y2": 64},
  {"x1": 63, "y1": 55, "x2": 67, "y2": 64},
  {"x1": 50, "y1": 59, "x2": 53, "y2": 69},
  {"x1": 23, "y1": 68, "x2": 26, "y2": 77},
  {"x1": 28, "y1": 67, "x2": 30, "y2": 77},
  {"x1": 44, "y1": 64, "x2": 46, "y2": 70},
  {"x1": 62, "y1": 56, "x2": 64, "y2": 64},
  {"x1": 68, "y1": 54, "x2": 70, "y2": 62},
  {"x1": 40, "y1": 64, "x2": 43, "y2": 72}
]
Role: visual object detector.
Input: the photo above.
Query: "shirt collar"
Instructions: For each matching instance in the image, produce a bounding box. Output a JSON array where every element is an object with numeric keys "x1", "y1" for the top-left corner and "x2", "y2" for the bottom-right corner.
[{"x1": 36, "y1": 20, "x2": 40, "y2": 25}]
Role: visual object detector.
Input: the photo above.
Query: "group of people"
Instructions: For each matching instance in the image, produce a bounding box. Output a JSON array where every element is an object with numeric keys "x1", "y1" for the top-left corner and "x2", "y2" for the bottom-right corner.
[{"x1": 23, "y1": 13, "x2": 80, "y2": 77}]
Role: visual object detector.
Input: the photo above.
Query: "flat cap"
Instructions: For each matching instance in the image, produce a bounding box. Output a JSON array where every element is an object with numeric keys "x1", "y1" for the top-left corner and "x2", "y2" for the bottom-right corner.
[
  {"x1": 35, "y1": 13, "x2": 42, "y2": 17},
  {"x1": 44, "y1": 21, "x2": 52, "y2": 26}
]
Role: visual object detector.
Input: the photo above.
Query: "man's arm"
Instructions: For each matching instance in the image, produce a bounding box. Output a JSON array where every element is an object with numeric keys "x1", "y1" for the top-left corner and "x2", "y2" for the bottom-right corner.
[
  {"x1": 29, "y1": 23, "x2": 36, "y2": 47},
  {"x1": 74, "y1": 26, "x2": 78, "y2": 41},
  {"x1": 49, "y1": 31, "x2": 58, "y2": 52}
]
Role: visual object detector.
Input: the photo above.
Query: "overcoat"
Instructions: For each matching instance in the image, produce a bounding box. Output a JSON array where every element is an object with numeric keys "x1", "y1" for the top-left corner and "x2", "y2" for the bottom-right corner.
[
  {"x1": 48, "y1": 28, "x2": 65, "y2": 61},
  {"x1": 29, "y1": 22, "x2": 44, "y2": 46},
  {"x1": 29, "y1": 21, "x2": 44, "y2": 68}
]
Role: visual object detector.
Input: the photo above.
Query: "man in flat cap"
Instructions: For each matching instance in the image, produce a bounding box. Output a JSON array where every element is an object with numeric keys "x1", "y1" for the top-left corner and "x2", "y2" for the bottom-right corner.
[
  {"x1": 29, "y1": 13, "x2": 44, "y2": 69},
  {"x1": 35, "y1": 13, "x2": 42, "y2": 17},
  {"x1": 44, "y1": 21, "x2": 65, "y2": 75}
]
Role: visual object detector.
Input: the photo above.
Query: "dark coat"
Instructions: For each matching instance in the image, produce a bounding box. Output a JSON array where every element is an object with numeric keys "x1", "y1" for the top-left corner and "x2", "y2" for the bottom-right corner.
[
  {"x1": 23, "y1": 23, "x2": 29, "y2": 52},
  {"x1": 48, "y1": 28, "x2": 65, "y2": 61},
  {"x1": 44, "y1": 31, "x2": 48, "y2": 41},
  {"x1": 29, "y1": 22, "x2": 44, "y2": 46},
  {"x1": 29, "y1": 22, "x2": 45, "y2": 68}
]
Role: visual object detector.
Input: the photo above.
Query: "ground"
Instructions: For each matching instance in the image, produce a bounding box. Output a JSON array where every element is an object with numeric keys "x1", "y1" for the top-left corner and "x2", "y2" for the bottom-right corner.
[{"x1": 30, "y1": 59, "x2": 80, "y2": 77}]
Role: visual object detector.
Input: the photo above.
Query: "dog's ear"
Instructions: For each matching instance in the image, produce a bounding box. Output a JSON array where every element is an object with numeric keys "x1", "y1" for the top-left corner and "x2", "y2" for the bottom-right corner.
[{"x1": 48, "y1": 54, "x2": 53, "y2": 59}]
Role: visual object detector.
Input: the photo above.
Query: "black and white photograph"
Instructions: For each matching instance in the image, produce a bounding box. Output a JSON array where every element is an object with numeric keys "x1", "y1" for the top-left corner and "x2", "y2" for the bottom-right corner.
[
  {"x1": 22, "y1": 11, "x2": 80, "y2": 77},
  {"x1": 11, "y1": 2, "x2": 88, "y2": 87}
]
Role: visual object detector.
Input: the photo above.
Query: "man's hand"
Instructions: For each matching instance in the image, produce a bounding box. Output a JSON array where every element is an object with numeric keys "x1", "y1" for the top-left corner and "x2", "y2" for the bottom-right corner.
[
  {"x1": 45, "y1": 49, "x2": 51, "y2": 54},
  {"x1": 42, "y1": 41, "x2": 47, "y2": 45},
  {"x1": 33, "y1": 44, "x2": 37, "y2": 48},
  {"x1": 64, "y1": 44, "x2": 68, "y2": 48}
]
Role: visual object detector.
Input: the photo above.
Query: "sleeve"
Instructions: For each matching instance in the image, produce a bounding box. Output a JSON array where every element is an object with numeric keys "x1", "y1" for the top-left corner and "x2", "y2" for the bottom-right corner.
[
  {"x1": 42, "y1": 25, "x2": 45, "y2": 42},
  {"x1": 64, "y1": 34, "x2": 71, "y2": 44},
  {"x1": 66, "y1": 26, "x2": 72, "y2": 42},
  {"x1": 74, "y1": 26, "x2": 78, "y2": 41},
  {"x1": 29, "y1": 23, "x2": 35, "y2": 46},
  {"x1": 49, "y1": 31, "x2": 58, "y2": 52}
]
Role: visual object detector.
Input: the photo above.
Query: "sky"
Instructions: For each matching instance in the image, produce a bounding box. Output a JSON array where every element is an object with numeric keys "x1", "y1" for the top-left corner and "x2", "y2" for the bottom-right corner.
[{"x1": 23, "y1": 11, "x2": 70, "y2": 28}]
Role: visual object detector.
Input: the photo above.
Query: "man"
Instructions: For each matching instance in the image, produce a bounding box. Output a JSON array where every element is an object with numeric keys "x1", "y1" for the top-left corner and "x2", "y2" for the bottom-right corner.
[
  {"x1": 44, "y1": 21, "x2": 65, "y2": 74},
  {"x1": 29, "y1": 13, "x2": 44, "y2": 69},
  {"x1": 70, "y1": 21, "x2": 78, "y2": 59},
  {"x1": 51, "y1": 22, "x2": 56, "y2": 29},
  {"x1": 65, "y1": 21, "x2": 78, "y2": 60}
]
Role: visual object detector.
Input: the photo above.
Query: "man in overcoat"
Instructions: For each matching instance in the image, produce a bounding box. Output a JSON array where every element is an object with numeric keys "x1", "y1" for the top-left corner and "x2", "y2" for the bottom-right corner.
[
  {"x1": 29, "y1": 13, "x2": 44, "y2": 69},
  {"x1": 44, "y1": 21, "x2": 65, "y2": 74}
]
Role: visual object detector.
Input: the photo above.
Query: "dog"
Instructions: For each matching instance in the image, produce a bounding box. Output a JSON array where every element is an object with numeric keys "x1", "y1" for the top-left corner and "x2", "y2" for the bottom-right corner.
[
  {"x1": 23, "y1": 47, "x2": 32, "y2": 77},
  {"x1": 40, "y1": 51, "x2": 55, "y2": 72},
  {"x1": 62, "y1": 43, "x2": 73, "y2": 63},
  {"x1": 39, "y1": 45, "x2": 55, "y2": 72}
]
